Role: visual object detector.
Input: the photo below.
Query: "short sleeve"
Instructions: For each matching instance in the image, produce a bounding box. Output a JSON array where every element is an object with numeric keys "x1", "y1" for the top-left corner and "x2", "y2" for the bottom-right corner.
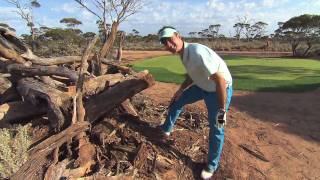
[{"x1": 198, "y1": 48, "x2": 219, "y2": 77}]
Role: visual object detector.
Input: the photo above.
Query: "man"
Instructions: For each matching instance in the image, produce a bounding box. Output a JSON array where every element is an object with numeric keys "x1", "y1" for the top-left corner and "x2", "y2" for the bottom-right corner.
[{"x1": 158, "y1": 26, "x2": 233, "y2": 179}]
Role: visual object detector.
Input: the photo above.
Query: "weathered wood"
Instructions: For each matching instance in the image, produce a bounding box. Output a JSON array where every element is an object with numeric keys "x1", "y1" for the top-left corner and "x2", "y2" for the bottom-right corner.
[
  {"x1": 5, "y1": 73, "x2": 126, "y2": 124},
  {"x1": 90, "y1": 53, "x2": 102, "y2": 76},
  {"x1": 0, "y1": 86, "x2": 21, "y2": 104},
  {"x1": 133, "y1": 143, "x2": 148, "y2": 170},
  {"x1": 30, "y1": 56, "x2": 84, "y2": 66},
  {"x1": 3, "y1": 69, "x2": 152, "y2": 128},
  {"x1": 120, "y1": 99, "x2": 138, "y2": 117},
  {"x1": 40, "y1": 76, "x2": 67, "y2": 90},
  {"x1": 73, "y1": 36, "x2": 98, "y2": 123},
  {"x1": 100, "y1": 21, "x2": 119, "y2": 58},
  {"x1": 12, "y1": 121, "x2": 90, "y2": 180},
  {"x1": 0, "y1": 29, "x2": 89, "y2": 67},
  {"x1": 44, "y1": 159, "x2": 69, "y2": 180},
  {"x1": 0, "y1": 27, "x2": 29, "y2": 54},
  {"x1": 81, "y1": 175, "x2": 133, "y2": 180},
  {"x1": 85, "y1": 70, "x2": 154, "y2": 123},
  {"x1": 0, "y1": 76, "x2": 12, "y2": 94},
  {"x1": 0, "y1": 101, "x2": 46, "y2": 126},
  {"x1": 0, "y1": 43, "x2": 29, "y2": 65},
  {"x1": 83, "y1": 73, "x2": 124, "y2": 96},
  {"x1": 117, "y1": 31, "x2": 125, "y2": 62},
  {"x1": 101, "y1": 60, "x2": 133, "y2": 75},
  {"x1": 6, "y1": 63, "x2": 78, "y2": 82},
  {"x1": 71, "y1": 136, "x2": 96, "y2": 177},
  {"x1": 17, "y1": 78, "x2": 71, "y2": 131}
]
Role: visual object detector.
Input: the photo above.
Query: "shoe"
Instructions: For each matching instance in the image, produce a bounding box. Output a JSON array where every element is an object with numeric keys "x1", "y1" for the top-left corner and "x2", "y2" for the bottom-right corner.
[
  {"x1": 164, "y1": 131, "x2": 171, "y2": 137},
  {"x1": 156, "y1": 125, "x2": 171, "y2": 137},
  {"x1": 201, "y1": 168, "x2": 214, "y2": 179}
]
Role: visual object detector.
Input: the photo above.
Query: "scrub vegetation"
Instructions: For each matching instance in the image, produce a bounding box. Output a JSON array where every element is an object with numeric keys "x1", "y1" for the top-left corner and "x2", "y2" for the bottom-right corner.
[{"x1": 0, "y1": 125, "x2": 31, "y2": 179}]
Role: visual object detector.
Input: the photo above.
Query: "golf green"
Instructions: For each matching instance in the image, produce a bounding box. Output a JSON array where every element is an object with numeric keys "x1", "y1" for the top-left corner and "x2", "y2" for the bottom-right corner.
[{"x1": 133, "y1": 55, "x2": 320, "y2": 92}]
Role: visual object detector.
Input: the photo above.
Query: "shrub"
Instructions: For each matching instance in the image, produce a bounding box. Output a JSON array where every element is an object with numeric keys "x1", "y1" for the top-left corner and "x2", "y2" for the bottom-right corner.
[{"x1": 0, "y1": 125, "x2": 31, "y2": 178}]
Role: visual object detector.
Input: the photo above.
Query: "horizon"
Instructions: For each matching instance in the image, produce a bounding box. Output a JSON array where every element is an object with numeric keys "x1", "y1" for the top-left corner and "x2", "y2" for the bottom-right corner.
[{"x1": 0, "y1": 0, "x2": 319, "y2": 37}]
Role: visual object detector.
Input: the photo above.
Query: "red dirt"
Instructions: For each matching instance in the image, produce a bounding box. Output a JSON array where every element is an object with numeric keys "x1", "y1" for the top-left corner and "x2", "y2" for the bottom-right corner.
[{"x1": 125, "y1": 50, "x2": 320, "y2": 179}]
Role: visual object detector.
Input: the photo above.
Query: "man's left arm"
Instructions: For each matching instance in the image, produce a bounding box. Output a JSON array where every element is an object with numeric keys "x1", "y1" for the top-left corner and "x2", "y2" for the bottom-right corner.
[
  {"x1": 209, "y1": 72, "x2": 227, "y2": 128},
  {"x1": 209, "y1": 72, "x2": 227, "y2": 110}
]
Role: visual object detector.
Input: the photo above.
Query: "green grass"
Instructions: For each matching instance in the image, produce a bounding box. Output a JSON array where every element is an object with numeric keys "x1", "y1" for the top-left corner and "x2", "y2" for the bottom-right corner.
[{"x1": 133, "y1": 55, "x2": 320, "y2": 92}]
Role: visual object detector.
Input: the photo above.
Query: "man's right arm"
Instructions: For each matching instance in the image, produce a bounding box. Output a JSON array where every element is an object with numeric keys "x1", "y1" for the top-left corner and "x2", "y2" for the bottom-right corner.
[
  {"x1": 170, "y1": 75, "x2": 193, "y2": 105},
  {"x1": 178, "y1": 74, "x2": 193, "y2": 91}
]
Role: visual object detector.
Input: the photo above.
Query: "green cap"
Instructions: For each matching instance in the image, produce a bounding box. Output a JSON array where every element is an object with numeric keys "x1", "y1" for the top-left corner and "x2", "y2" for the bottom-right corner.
[{"x1": 158, "y1": 27, "x2": 177, "y2": 41}]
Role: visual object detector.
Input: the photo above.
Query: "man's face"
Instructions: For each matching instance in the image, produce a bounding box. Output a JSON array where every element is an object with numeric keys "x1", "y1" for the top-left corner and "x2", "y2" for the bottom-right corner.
[{"x1": 161, "y1": 34, "x2": 183, "y2": 54}]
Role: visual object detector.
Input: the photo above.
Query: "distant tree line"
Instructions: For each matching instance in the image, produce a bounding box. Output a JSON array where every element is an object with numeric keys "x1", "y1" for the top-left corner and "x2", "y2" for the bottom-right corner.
[
  {"x1": 187, "y1": 14, "x2": 320, "y2": 56},
  {"x1": 1, "y1": 0, "x2": 319, "y2": 57},
  {"x1": 274, "y1": 14, "x2": 320, "y2": 56}
]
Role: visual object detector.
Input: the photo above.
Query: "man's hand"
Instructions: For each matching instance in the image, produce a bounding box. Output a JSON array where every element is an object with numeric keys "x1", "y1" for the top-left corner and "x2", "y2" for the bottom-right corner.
[
  {"x1": 169, "y1": 89, "x2": 183, "y2": 106},
  {"x1": 216, "y1": 108, "x2": 226, "y2": 128}
]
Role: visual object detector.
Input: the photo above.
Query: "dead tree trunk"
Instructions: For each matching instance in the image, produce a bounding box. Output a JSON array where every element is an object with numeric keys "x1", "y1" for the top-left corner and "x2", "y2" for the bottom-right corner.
[
  {"x1": 117, "y1": 31, "x2": 125, "y2": 62},
  {"x1": 100, "y1": 21, "x2": 119, "y2": 58},
  {"x1": 6, "y1": 63, "x2": 78, "y2": 82},
  {"x1": 17, "y1": 78, "x2": 72, "y2": 131},
  {"x1": 86, "y1": 70, "x2": 154, "y2": 122},
  {"x1": 73, "y1": 36, "x2": 98, "y2": 123},
  {"x1": 0, "y1": 101, "x2": 46, "y2": 126}
]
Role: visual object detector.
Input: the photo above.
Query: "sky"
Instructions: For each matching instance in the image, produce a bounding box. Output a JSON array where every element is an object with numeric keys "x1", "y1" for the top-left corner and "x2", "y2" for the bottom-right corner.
[{"x1": 0, "y1": 0, "x2": 319, "y2": 37}]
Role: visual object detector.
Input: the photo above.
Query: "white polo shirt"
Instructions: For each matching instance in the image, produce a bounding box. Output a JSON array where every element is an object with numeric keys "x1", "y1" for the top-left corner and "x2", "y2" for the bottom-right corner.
[{"x1": 181, "y1": 42, "x2": 232, "y2": 92}]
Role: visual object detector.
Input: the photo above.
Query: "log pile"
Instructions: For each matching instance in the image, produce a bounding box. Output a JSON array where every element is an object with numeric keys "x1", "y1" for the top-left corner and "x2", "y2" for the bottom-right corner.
[{"x1": 0, "y1": 27, "x2": 158, "y2": 179}]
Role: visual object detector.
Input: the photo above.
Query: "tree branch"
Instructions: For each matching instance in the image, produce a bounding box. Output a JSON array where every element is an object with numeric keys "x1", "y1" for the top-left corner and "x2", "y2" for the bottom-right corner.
[{"x1": 74, "y1": 0, "x2": 102, "y2": 19}]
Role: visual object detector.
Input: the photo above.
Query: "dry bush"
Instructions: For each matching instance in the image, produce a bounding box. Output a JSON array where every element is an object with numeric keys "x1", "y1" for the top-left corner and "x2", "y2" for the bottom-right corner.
[{"x1": 0, "y1": 125, "x2": 31, "y2": 179}]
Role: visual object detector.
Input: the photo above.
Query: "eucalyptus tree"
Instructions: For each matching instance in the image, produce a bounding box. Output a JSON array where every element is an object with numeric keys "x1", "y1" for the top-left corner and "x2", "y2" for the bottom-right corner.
[
  {"x1": 277, "y1": 14, "x2": 320, "y2": 56},
  {"x1": 74, "y1": 0, "x2": 145, "y2": 58},
  {"x1": 233, "y1": 23, "x2": 245, "y2": 41},
  {"x1": 60, "y1": 18, "x2": 83, "y2": 28},
  {"x1": 208, "y1": 24, "x2": 221, "y2": 40},
  {"x1": 4, "y1": 0, "x2": 41, "y2": 50}
]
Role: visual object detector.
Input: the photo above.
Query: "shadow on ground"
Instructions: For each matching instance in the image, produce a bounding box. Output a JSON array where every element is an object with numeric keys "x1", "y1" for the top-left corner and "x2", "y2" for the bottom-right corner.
[{"x1": 231, "y1": 88, "x2": 320, "y2": 143}]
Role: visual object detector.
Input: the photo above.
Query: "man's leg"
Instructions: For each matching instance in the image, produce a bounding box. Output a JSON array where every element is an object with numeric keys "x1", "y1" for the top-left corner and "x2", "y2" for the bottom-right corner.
[
  {"x1": 161, "y1": 85, "x2": 203, "y2": 133},
  {"x1": 203, "y1": 86, "x2": 233, "y2": 172}
]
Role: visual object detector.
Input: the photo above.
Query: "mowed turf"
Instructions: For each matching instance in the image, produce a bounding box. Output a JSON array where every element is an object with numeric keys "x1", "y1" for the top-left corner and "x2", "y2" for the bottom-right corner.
[{"x1": 133, "y1": 55, "x2": 320, "y2": 92}]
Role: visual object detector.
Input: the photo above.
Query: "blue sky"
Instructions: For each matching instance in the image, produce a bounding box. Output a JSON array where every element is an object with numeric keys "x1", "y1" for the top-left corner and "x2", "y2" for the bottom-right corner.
[{"x1": 0, "y1": 0, "x2": 319, "y2": 37}]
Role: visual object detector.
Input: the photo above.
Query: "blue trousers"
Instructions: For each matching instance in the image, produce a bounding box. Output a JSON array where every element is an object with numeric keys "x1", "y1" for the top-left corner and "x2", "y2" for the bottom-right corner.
[{"x1": 161, "y1": 85, "x2": 233, "y2": 172}]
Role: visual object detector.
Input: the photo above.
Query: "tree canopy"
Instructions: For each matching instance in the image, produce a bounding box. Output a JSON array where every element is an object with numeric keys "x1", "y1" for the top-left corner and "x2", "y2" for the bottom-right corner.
[
  {"x1": 60, "y1": 18, "x2": 82, "y2": 28},
  {"x1": 276, "y1": 14, "x2": 320, "y2": 56}
]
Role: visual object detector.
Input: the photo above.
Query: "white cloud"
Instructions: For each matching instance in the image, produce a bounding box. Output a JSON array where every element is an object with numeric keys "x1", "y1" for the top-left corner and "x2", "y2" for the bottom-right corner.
[
  {"x1": 51, "y1": 2, "x2": 78, "y2": 14},
  {"x1": 244, "y1": 2, "x2": 256, "y2": 9},
  {"x1": 311, "y1": 0, "x2": 320, "y2": 6},
  {"x1": 0, "y1": 7, "x2": 23, "y2": 21},
  {"x1": 0, "y1": 7, "x2": 28, "y2": 33},
  {"x1": 206, "y1": 0, "x2": 226, "y2": 11},
  {"x1": 262, "y1": 0, "x2": 274, "y2": 8},
  {"x1": 81, "y1": 10, "x2": 95, "y2": 21}
]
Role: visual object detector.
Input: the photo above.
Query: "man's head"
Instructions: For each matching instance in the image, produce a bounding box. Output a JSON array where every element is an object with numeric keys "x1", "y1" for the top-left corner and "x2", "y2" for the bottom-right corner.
[{"x1": 158, "y1": 26, "x2": 184, "y2": 54}]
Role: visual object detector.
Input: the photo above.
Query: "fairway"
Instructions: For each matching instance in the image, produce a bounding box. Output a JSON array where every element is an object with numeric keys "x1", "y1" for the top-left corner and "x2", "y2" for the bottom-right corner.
[{"x1": 133, "y1": 55, "x2": 320, "y2": 92}]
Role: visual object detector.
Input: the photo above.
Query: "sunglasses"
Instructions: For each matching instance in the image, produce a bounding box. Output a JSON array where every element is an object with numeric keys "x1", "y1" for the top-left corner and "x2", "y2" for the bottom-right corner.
[{"x1": 160, "y1": 37, "x2": 171, "y2": 45}]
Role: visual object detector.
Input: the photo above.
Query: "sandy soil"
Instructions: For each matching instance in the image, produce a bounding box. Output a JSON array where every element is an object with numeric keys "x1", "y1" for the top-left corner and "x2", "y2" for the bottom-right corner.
[
  {"x1": 141, "y1": 82, "x2": 320, "y2": 179},
  {"x1": 122, "y1": 50, "x2": 171, "y2": 63},
  {"x1": 125, "y1": 50, "x2": 320, "y2": 179}
]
